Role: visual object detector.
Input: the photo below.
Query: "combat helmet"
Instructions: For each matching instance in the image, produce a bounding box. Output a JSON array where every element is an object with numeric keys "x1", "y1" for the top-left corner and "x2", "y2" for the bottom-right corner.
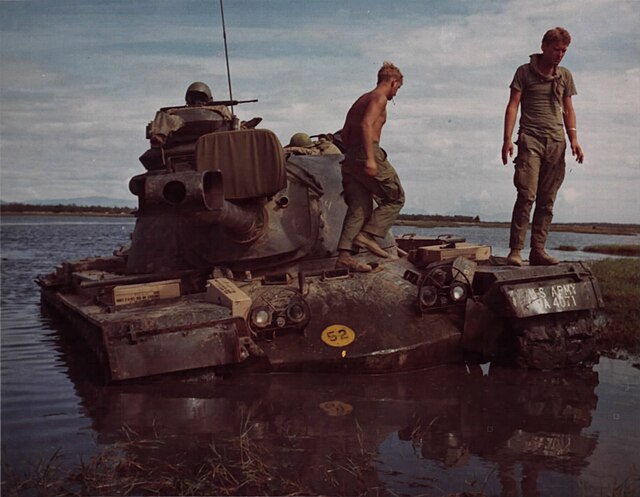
[
  {"x1": 185, "y1": 82, "x2": 213, "y2": 106},
  {"x1": 288, "y1": 132, "x2": 313, "y2": 148}
]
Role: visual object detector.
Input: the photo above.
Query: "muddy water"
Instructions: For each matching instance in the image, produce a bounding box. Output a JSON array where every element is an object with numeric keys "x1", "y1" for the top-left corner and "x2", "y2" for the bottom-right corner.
[{"x1": 1, "y1": 216, "x2": 639, "y2": 495}]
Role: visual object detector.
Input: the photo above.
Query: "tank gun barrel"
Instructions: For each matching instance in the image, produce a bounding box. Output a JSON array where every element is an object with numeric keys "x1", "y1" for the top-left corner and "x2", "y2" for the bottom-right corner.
[
  {"x1": 129, "y1": 170, "x2": 262, "y2": 240},
  {"x1": 158, "y1": 99, "x2": 258, "y2": 112},
  {"x1": 212, "y1": 98, "x2": 258, "y2": 106}
]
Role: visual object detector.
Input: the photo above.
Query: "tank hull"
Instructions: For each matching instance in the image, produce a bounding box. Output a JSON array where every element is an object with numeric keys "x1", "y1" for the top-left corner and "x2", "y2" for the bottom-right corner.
[{"x1": 37, "y1": 248, "x2": 604, "y2": 382}]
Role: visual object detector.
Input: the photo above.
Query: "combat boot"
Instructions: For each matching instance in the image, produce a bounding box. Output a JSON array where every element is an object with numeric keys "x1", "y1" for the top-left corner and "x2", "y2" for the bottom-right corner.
[
  {"x1": 354, "y1": 232, "x2": 390, "y2": 258},
  {"x1": 506, "y1": 249, "x2": 523, "y2": 266},
  {"x1": 336, "y1": 252, "x2": 372, "y2": 272},
  {"x1": 529, "y1": 248, "x2": 560, "y2": 266}
]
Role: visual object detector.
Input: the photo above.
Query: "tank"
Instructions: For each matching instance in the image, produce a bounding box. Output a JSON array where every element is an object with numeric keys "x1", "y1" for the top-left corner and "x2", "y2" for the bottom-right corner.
[{"x1": 36, "y1": 97, "x2": 605, "y2": 382}]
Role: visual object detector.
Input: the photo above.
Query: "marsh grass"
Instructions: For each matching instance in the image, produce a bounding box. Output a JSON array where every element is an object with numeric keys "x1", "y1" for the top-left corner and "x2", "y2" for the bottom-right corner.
[
  {"x1": 589, "y1": 258, "x2": 640, "y2": 356},
  {"x1": 0, "y1": 415, "x2": 511, "y2": 497},
  {"x1": 1, "y1": 414, "x2": 390, "y2": 496},
  {"x1": 555, "y1": 244, "x2": 640, "y2": 255}
]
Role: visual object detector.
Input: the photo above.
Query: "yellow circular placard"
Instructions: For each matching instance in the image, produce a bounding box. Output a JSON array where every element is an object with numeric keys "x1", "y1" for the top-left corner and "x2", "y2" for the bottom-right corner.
[{"x1": 321, "y1": 324, "x2": 356, "y2": 347}]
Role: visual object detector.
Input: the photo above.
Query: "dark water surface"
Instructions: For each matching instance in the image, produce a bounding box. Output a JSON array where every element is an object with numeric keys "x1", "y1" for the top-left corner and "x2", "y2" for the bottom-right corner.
[{"x1": 2, "y1": 216, "x2": 639, "y2": 496}]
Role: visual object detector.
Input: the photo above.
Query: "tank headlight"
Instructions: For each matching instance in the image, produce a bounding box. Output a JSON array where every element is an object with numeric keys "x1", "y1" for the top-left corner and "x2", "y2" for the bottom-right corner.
[
  {"x1": 419, "y1": 285, "x2": 438, "y2": 307},
  {"x1": 286, "y1": 302, "x2": 307, "y2": 324},
  {"x1": 250, "y1": 308, "x2": 272, "y2": 328},
  {"x1": 449, "y1": 283, "x2": 467, "y2": 302}
]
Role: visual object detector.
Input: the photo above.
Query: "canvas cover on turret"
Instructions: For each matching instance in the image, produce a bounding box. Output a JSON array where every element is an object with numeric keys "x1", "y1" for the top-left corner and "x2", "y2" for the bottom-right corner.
[{"x1": 195, "y1": 129, "x2": 286, "y2": 200}]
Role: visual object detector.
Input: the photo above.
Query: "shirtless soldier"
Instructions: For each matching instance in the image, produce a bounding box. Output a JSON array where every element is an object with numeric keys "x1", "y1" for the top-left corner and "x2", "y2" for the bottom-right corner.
[
  {"x1": 502, "y1": 27, "x2": 584, "y2": 266},
  {"x1": 336, "y1": 61, "x2": 406, "y2": 272}
]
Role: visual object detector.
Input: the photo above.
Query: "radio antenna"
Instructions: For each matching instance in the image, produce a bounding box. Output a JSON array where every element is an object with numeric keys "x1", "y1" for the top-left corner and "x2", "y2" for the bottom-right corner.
[{"x1": 219, "y1": 0, "x2": 234, "y2": 114}]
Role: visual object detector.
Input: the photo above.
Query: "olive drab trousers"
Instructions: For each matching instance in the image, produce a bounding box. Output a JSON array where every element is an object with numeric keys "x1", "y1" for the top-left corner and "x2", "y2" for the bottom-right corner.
[
  {"x1": 337, "y1": 143, "x2": 405, "y2": 252},
  {"x1": 509, "y1": 133, "x2": 566, "y2": 250}
]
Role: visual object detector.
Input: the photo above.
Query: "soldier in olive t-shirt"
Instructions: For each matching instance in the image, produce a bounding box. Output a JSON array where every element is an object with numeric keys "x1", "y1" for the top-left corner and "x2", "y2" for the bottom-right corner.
[{"x1": 501, "y1": 27, "x2": 584, "y2": 266}]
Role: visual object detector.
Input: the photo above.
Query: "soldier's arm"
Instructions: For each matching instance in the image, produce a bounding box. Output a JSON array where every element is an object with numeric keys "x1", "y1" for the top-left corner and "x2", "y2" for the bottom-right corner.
[
  {"x1": 501, "y1": 88, "x2": 521, "y2": 165},
  {"x1": 563, "y1": 96, "x2": 584, "y2": 164},
  {"x1": 361, "y1": 93, "x2": 386, "y2": 177}
]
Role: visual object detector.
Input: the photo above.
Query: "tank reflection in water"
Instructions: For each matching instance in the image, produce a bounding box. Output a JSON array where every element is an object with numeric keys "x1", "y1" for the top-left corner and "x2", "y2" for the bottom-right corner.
[{"x1": 58, "y1": 317, "x2": 601, "y2": 497}]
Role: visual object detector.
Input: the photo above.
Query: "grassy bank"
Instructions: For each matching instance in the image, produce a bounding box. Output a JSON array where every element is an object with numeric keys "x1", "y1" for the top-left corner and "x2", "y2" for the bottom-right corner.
[
  {"x1": 589, "y1": 258, "x2": 640, "y2": 357},
  {"x1": 584, "y1": 244, "x2": 640, "y2": 257},
  {"x1": 555, "y1": 244, "x2": 640, "y2": 256}
]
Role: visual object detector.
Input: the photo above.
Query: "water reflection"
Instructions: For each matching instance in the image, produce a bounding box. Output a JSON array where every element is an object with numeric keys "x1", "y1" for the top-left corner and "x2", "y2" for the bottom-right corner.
[
  {"x1": 388, "y1": 366, "x2": 598, "y2": 496},
  {"x1": 4, "y1": 216, "x2": 630, "y2": 495},
  {"x1": 56, "y1": 318, "x2": 599, "y2": 496}
]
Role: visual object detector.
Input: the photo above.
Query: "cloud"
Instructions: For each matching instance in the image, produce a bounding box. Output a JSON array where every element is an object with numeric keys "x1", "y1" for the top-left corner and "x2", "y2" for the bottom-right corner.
[{"x1": 1, "y1": 0, "x2": 638, "y2": 222}]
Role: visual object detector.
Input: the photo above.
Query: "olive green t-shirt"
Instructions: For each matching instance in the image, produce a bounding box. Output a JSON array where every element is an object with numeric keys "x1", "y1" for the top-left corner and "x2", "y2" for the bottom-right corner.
[{"x1": 510, "y1": 64, "x2": 577, "y2": 141}]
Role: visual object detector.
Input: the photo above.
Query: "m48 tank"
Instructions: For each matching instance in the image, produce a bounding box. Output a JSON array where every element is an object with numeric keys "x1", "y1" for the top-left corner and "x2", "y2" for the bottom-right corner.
[{"x1": 37, "y1": 96, "x2": 605, "y2": 381}]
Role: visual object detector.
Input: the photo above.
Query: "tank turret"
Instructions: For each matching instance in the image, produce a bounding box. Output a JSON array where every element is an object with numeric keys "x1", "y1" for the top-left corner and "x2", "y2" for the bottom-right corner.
[{"x1": 126, "y1": 99, "x2": 391, "y2": 276}]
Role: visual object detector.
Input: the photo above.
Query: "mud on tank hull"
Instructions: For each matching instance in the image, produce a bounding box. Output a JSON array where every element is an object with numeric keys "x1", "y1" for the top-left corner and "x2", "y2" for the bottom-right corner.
[{"x1": 36, "y1": 125, "x2": 604, "y2": 381}]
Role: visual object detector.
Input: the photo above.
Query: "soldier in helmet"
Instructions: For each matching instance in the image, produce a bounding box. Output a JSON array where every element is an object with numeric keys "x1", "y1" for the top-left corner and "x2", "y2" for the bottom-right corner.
[
  {"x1": 284, "y1": 132, "x2": 342, "y2": 156},
  {"x1": 149, "y1": 82, "x2": 233, "y2": 147},
  {"x1": 284, "y1": 132, "x2": 318, "y2": 156},
  {"x1": 184, "y1": 81, "x2": 213, "y2": 106}
]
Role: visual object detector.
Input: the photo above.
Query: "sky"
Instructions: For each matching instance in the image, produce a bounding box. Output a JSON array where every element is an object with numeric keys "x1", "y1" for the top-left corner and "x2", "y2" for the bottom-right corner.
[{"x1": 1, "y1": 0, "x2": 638, "y2": 223}]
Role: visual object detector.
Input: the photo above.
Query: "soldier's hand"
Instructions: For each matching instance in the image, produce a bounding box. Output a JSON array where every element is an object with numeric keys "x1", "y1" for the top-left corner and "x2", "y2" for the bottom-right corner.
[
  {"x1": 501, "y1": 141, "x2": 514, "y2": 165},
  {"x1": 571, "y1": 142, "x2": 584, "y2": 164},
  {"x1": 364, "y1": 158, "x2": 378, "y2": 177}
]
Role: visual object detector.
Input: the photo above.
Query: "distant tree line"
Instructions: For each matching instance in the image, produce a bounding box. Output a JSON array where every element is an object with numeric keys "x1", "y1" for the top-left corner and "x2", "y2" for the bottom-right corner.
[
  {"x1": 398, "y1": 213, "x2": 480, "y2": 223},
  {"x1": 2, "y1": 202, "x2": 483, "y2": 222},
  {"x1": 0, "y1": 202, "x2": 133, "y2": 215}
]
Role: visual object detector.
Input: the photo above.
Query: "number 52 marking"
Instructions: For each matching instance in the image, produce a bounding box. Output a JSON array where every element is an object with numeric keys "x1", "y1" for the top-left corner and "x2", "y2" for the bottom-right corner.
[{"x1": 321, "y1": 324, "x2": 356, "y2": 347}]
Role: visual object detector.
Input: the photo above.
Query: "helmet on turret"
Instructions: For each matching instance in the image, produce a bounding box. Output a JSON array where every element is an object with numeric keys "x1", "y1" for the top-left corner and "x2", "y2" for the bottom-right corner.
[
  {"x1": 288, "y1": 132, "x2": 313, "y2": 148},
  {"x1": 185, "y1": 82, "x2": 213, "y2": 106}
]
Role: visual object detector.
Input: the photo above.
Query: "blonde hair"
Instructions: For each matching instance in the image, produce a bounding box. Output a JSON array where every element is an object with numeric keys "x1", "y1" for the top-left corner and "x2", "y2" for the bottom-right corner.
[
  {"x1": 542, "y1": 27, "x2": 571, "y2": 46},
  {"x1": 377, "y1": 61, "x2": 403, "y2": 84}
]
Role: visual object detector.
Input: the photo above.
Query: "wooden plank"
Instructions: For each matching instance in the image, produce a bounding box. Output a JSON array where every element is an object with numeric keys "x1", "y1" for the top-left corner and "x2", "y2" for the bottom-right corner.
[
  {"x1": 415, "y1": 243, "x2": 491, "y2": 264},
  {"x1": 395, "y1": 235, "x2": 466, "y2": 252},
  {"x1": 113, "y1": 279, "x2": 181, "y2": 306}
]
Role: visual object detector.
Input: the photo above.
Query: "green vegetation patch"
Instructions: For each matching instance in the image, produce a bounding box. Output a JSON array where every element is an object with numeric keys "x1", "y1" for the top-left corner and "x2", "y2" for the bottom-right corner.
[
  {"x1": 584, "y1": 244, "x2": 640, "y2": 257},
  {"x1": 589, "y1": 258, "x2": 640, "y2": 356}
]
